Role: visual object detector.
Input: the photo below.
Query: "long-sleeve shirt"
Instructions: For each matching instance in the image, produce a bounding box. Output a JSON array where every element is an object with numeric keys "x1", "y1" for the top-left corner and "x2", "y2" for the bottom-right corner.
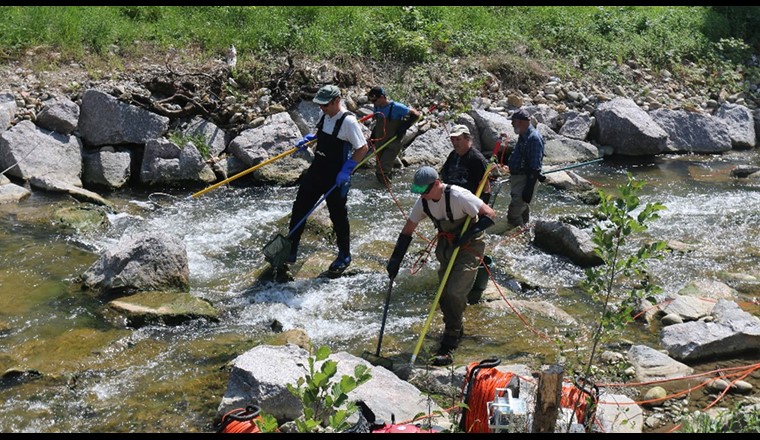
[{"x1": 508, "y1": 125, "x2": 544, "y2": 174}]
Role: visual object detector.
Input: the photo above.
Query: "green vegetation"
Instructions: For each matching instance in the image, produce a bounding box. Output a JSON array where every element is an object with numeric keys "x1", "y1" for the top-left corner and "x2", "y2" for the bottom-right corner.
[
  {"x1": 1, "y1": 6, "x2": 759, "y2": 99},
  {"x1": 255, "y1": 345, "x2": 371, "y2": 433},
  {"x1": 557, "y1": 173, "x2": 667, "y2": 432},
  {"x1": 169, "y1": 132, "x2": 211, "y2": 159},
  {"x1": 680, "y1": 402, "x2": 760, "y2": 433}
]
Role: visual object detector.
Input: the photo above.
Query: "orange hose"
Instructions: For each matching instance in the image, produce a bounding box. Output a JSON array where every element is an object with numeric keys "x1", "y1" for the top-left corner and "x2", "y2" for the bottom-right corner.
[{"x1": 461, "y1": 361, "x2": 515, "y2": 433}]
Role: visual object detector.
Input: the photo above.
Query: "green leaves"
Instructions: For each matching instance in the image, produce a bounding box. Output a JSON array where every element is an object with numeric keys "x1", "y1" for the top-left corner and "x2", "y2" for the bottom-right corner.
[
  {"x1": 576, "y1": 172, "x2": 667, "y2": 382},
  {"x1": 285, "y1": 345, "x2": 372, "y2": 433}
]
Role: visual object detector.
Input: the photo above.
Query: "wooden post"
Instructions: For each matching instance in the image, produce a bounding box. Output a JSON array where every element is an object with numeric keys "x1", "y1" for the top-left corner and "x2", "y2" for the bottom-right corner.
[{"x1": 531, "y1": 364, "x2": 564, "y2": 433}]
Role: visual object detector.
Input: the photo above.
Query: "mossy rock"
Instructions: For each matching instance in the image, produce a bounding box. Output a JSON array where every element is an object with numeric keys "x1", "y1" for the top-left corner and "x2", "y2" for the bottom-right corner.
[
  {"x1": 53, "y1": 204, "x2": 110, "y2": 233},
  {"x1": 105, "y1": 290, "x2": 219, "y2": 328}
]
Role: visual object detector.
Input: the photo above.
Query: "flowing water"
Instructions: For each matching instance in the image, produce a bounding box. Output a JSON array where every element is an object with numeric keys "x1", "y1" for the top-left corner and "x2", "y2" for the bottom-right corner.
[{"x1": 1, "y1": 151, "x2": 760, "y2": 432}]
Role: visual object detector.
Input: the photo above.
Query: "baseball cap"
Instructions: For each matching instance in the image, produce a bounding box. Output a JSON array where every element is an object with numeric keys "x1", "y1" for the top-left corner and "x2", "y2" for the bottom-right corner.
[
  {"x1": 511, "y1": 109, "x2": 530, "y2": 121},
  {"x1": 367, "y1": 86, "x2": 385, "y2": 99},
  {"x1": 313, "y1": 85, "x2": 341, "y2": 105},
  {"x1": 449, "y1": 124, "x2": 470, "y2": 137},
  {"x1": 411, "y1": 166, "x2": 439, "y2": 194}
]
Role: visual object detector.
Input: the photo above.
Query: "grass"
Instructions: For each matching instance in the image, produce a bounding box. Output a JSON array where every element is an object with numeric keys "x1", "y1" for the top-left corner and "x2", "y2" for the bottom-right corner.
[
  {"x1": 1, "y1": 7, "x2": 758, "y2": 114},
  {"x1": 1, "y1": 7, "x2": 757, "y2": 69}
]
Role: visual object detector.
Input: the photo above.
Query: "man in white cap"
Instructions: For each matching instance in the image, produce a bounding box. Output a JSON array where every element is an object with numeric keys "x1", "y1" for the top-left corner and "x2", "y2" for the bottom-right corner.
[
  {"x1": 287, "y1": 84, "x2": 368, "y2": 276},
  {"x1": 439, "y1": 124, "x2": 491, "y2": 204},
  {"x1": 385, "y1": 166, "x2": 497, "y2": 366}
]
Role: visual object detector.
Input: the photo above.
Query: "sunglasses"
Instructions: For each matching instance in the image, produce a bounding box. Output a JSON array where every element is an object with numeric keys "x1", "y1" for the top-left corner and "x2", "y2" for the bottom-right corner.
[{"x1": 319, "y1": 98, "x2": 335, "y2": 109}]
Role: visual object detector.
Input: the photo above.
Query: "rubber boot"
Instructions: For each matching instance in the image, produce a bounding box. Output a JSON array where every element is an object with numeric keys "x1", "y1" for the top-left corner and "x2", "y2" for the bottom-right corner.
[{"x1": 329, "y1": 236, "x2": 351, "y2": 275}]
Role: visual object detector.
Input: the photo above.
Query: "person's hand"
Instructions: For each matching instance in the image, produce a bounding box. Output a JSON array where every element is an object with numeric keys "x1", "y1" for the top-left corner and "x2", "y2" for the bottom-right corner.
[
  {"x1": 386, "y1": 233, "x2": 412, "y2": 279},
  {"x1": 454, "y1": 216, "x2": 495, "y2": 247},
  {"x1": 336, "y1": 159, "x2": 357, "y2": 186},
  {"x1": 296, "y1": 133, "x2": 316, "y2": 151},
  {"x1": 386, "y1": 256, "x2": 401, "y2": 279}
]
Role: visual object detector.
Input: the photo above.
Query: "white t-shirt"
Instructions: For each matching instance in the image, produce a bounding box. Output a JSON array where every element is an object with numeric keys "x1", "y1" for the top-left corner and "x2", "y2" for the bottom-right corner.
[
  {"x1": 320, "y1": 108, "x2": 366, "y2": 151},
  {"x1": 408, "y1": 184, "x2": 483, "y2": 224}
]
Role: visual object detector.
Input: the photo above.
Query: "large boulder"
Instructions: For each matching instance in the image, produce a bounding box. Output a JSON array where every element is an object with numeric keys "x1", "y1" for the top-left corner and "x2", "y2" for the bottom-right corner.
[
  {"x1": 78, "y1": 89, "x2": 169, "y2": 147},
  {"x1": 595, "y1": 97, "x2": 667, "y2": 156},
  {"x1": 80, "y1": 230, "x2": 190, "y2": 296}
]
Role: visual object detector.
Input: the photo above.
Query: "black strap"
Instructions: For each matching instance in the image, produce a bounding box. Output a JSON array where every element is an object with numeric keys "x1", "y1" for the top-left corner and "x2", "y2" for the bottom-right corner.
[
  {"x1": 445, "y1": 184, "x2": 453, "y2": 221},
  {"x1": 422, "y1": 184, "x2": 454, "y2": 230},
  {"x1": 316, "y1": 112, "x2": 349, "y2": 138}
]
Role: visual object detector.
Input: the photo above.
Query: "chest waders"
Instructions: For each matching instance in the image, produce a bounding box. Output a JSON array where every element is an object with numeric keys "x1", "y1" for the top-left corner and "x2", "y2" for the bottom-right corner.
[
  {"x1": 422, "y1": 185, "x2": 485, "y2": 346},
  {"x1": 371, "y1": 102, "x2": 404, "y2": 182},
  {"x1": 286, "y1": 113, "x2": 351, "y2": 262},
  {"x1": 409, "y1": 140, "x2": 501, "y2": 366}
]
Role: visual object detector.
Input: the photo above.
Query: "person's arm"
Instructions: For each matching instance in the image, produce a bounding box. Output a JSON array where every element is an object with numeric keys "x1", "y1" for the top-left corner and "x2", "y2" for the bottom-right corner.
[
  {"x1": 527, "y1": 134, "x2": 544, "y2": 172},
  {"x1": 350, "y1": 144, "x2": 368, "y2": 163},
  {"x1": 453, "y1": 200, "x2": 496, "y2": 247},
  {"x1": 387, "y1": 219, "x2": 418, "y2": 279},
  {"x1": 344, "y1": 114, "x2": 370, "y2": 164},
  {"x1": 400, "y1": 219, "x2": 417, "y2": 236},
  {"x1": 522, "y1": 135, "x2": 545, "y2": 203},
  {"x1": 478, "y1": 202, "x2": 496, "y2": 221}
]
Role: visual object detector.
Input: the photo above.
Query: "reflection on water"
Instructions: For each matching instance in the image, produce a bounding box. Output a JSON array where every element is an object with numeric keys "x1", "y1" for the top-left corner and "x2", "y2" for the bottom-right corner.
[{"x1": 1, "y1": 151, "x2": 760, "y2": 432}]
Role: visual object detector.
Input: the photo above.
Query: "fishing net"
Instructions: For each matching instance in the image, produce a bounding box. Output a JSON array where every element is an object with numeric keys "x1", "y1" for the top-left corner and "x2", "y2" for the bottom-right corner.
[
  {"x1": 263, "y1": 233, "x2": 291, "y2": 268},
  {"x1": 147, "y1": 192, "x2": 182, "y2": 209}
]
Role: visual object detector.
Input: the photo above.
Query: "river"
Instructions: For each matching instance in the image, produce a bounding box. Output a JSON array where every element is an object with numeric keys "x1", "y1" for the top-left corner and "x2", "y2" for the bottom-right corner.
[{"x1": 1, "y1": 150, "x2": 759, "y2": 432}]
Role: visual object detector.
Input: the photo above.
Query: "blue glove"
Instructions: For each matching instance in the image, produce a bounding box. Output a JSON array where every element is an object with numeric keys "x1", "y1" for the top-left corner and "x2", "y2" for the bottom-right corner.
[
  {"x1": 296, "y1": 133, "x2": 316, "y2": 151},
  {"x1": 336, "y1": 159, "x2": 357, "y2": 186}
]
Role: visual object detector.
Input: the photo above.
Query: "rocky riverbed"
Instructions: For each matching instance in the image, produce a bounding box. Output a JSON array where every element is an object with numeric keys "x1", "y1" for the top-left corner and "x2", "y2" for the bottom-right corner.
[{"x1": 2, "y1": 48, "x2": 760, "y2": 434}]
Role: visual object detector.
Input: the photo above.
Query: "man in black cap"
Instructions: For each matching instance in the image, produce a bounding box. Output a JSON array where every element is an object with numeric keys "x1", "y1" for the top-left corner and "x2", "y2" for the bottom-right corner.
[
  {"x1": 385, "y1": 166, "x2": 497, "y2": 366},
  {"x1": 367, "y1": 86, "x2": 421, "y2": 184},
  {"x1": 501, "y1": 108, "x2": 544, "y2": 228},
  {"x1": 286, "y1": 84, "x2": 368, "y2": 276}
]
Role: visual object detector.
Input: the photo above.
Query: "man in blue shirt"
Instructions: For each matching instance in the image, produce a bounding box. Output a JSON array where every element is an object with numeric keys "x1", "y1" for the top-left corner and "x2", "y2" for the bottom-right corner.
[
  {"x1": 503, "y1": 109, "x2": 544, "y2": 227},
  {"x1": 367, "y1": 86, "x2": 420, "y2": 185}
]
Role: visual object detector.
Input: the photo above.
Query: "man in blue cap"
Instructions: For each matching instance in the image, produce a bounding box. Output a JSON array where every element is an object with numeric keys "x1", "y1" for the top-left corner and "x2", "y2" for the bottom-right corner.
[
  {"x1": 287, "y1": 84, "x2": 368, "y2": 276},
  {"x1": 385, "y1": 166, "x2": 497, "y2": 366}
]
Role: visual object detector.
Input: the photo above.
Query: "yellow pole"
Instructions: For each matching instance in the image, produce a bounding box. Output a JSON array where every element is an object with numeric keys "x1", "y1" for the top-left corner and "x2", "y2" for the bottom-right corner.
[
  {"x1": 190, "y1": 140, "x2": 314, "y2": 199},
  {"x1": 354, "y1": 110, "x2": 426, "y2": 170},
  {"x1": 409, "y1": 140, "x2": 502, "y2": 366}
]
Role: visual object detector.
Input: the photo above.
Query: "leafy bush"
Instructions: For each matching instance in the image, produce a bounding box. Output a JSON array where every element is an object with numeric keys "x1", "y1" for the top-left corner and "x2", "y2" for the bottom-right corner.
[
  {"x1": 284, "y1": 345, "x2": 371, "y2": 433},
  {"x1": 169, "y1": 132, "x2": 211, "y2": 159},
  {"x1": 563, "y1": 174, "x2": 667, "y2": 393}
]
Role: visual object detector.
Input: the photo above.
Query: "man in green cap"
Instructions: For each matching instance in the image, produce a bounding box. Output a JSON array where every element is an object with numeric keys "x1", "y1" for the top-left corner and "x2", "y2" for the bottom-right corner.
[
  {"x1": 385, "y1": 166, "x2": 497, "y2": 366},
  {"x1": 287, "y1": 84, "x2": 368, "y2": 276}
]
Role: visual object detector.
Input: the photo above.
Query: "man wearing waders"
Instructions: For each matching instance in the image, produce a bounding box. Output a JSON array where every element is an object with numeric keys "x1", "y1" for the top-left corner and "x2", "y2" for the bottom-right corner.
[
  {"x1": 500, "y1": 108, "x2": 544, "y2": 228},
  {"x1": 367, "y1": 86, "x2": 420, "y2": 184},
  {"x1": 287, "y1": 85, "x2": 368, "y2": 275},
  {"x1": 385, "y1": 166, "x2": 497, "y2": 366}
]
